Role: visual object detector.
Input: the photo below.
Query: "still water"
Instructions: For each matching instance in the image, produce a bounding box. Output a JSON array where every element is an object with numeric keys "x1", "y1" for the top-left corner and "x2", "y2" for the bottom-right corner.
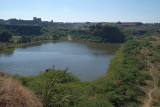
[{"x1": 0, "y1": 41, "x2": 120, "y2": 81}]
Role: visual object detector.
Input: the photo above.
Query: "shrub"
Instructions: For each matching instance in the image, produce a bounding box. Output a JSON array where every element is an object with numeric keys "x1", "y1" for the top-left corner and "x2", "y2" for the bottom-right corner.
[
  {"x1": 0, "y1": 77, "x2": 42, "y2": 107},
  {"x1": 0, "y1": 30, "x2": 12, "y2": 42}
]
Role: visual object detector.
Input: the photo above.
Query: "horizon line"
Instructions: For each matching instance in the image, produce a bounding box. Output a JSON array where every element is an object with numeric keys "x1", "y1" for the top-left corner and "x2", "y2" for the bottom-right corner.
[{"x1": 0, "y1": 17, "x2": 159, "y2": 24}]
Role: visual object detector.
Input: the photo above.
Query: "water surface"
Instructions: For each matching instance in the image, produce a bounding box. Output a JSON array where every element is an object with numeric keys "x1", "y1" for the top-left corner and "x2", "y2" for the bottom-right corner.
[{"x1": 0, "y1": 41, "x2": 120, "y2": 81}]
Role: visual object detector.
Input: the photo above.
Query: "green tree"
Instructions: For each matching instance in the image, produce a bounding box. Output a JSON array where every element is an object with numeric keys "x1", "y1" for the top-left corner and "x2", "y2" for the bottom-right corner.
[
  {"x1": 19, "y1": 36, "x2": 32, "y2": 43},
  {"x1": 0, "y1": 30, "x2": 12, "y2": 42}
]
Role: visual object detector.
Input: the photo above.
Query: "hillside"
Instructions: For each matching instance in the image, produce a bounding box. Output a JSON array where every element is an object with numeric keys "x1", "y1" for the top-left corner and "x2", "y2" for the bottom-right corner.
[{"x1": 139, "y1": 36, "x2": 160, "y2": 107}]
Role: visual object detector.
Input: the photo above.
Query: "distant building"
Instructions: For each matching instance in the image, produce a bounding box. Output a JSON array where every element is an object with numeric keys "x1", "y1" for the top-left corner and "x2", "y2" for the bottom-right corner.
[
  {"x1": 4, "y1": 17, "x2": 42, "y2": 25},
  {"x1": 33, "y1": 17, "x2": 41, "y2": 23}
]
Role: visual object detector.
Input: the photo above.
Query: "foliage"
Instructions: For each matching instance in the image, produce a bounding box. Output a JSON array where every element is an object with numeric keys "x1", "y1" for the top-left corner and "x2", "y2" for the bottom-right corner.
[
  {"x1": 12, "y1": 69, "x2": 82, "y2": 107},
  {"x1": 0, "y1": 24, "x2": 42, "y2": 36},
  {"x1": 153, "y1": 45, "x2": 160, "y2": 52},
  {"x1": 18, "y1": 36, "x2": 32, "y2": 43},
  {"x1": 68, "y1": 24, "x2": 126, "y2": 43},
  {"x1": 0, "y1": 30, "x2": 12, "y2": 42},
  {"x1": 124, "y1": 29, "x2": 148, "y2": 36},
  {"x1": 0, "y1": 24, "x2": 126, "y2": 44},
  {"x1": 42, "y1": 24, "x2": 126, "y2": 43}
]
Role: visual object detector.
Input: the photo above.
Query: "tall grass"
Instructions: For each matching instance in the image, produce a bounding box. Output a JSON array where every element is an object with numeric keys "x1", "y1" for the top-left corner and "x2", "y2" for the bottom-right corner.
[{"x1": 0, "y1": 77, "x2": 43, "y2": 107}]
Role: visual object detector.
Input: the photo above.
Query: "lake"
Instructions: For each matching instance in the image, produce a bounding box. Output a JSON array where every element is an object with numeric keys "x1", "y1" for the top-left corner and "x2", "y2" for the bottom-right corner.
[{"x1": 0, "y1": 41, "x2": 120, "y2": 81}]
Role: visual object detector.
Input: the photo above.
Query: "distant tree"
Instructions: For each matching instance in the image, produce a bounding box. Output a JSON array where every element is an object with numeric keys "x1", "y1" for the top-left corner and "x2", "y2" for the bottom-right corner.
[
  {"x1": 0, "y1": 30, "x2": 12, "y2": 42},
  {"x1": 18, "y1": 36, "x2": 31, "y2": 43},
  {"x1": 0, "y1": 24, "x2": 42, "y2": 36},
  {"x1": 117, "y1": 21, "x2": 122, "y2": 24},
  {"x1": 136, "y1": 22, "x2": 143, "y2": 26},
  {"x1": 95, "y1": 23, "x2": 103, "y2": 30},
  {"x1": 90, "y1": 25, "x2": 125, "y2": 43},
  {"x1": 89, "y1": 25, "x2": 96, "y2": 31}
]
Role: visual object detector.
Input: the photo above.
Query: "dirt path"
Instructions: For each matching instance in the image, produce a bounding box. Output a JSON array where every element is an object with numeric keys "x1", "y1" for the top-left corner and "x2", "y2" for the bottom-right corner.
[
  {"x1": 143, "y1": 63, "x2": 157, "y2": 107},
  {"x1": 67, "y1": 35, "x2": 73, "y2": 41}
]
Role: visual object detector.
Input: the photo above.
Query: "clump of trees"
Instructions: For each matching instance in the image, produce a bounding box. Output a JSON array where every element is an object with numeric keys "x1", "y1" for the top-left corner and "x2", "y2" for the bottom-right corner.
[
  {"x1": 0, "y1": 24, "x2": 42, "y2": 36},
  {"x1": 46, "y1": 24, "x2": 126, "y2": 43},
  {"x1": 18, "y1": 36, "x2": 32, "y2": 43},
  {"x1": 68, "y1": 24, "x2": 126, "y2": 43},
  {"x1": 0, "y1": 30, "x2": 12, "y2": 42},
  {"x1": 89, "y1": 24, "x2": 125, "y2": 43},
  {"x1": 0, "y1": 24, "x2": 126, "y2": 43}
]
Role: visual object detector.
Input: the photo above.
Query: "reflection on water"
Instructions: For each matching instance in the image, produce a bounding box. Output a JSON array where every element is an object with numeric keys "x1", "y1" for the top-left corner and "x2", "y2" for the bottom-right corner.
[
  {"x1": 0, "y1": 50, "x2": 14, "y2": 57},
  {"x1": 0, "y1": 41, "x2": 120, "y2": 81}
]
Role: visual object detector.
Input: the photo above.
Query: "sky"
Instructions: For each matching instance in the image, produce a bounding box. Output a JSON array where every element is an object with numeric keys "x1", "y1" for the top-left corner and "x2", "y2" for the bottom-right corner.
[{"x1": 0, "y1": 0, "x2": 160, "y2": 23}]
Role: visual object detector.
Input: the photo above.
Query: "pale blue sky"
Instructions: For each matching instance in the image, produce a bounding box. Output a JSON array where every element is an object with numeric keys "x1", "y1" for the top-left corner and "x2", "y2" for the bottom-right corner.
[{"x1": 0, "y1": 0, "x2": 160, "y2": 23}]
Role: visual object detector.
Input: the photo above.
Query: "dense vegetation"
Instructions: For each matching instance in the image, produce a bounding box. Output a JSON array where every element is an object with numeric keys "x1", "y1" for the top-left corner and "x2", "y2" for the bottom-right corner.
[
  {"x1": 70, "y1": 24, "x2": 125, "y2": 43},
  {"x1": 0, "y1": 30, "x2": 12, "y2": 42},
  {"x1": 42, "y1": 24, "x2": 126, "y2": 43},
  {"x1": 0, "y1": 23, "x2": 159, "y2": 45},
  {"x1": 0, "y1": 24, "x2": 42, "y2": 36},
  {"x1": 0, "y1": 24, "x2": 126, "y2": 44}
]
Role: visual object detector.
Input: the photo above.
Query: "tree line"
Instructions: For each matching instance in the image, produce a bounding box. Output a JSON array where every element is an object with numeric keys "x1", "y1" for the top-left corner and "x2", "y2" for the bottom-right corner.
[
  {"x1": 44, "y1": 24, "x2": 126, "y2": 43},
  {"x1": 0, "y1": 24, "x2": 126, "y2": 43},
  {"x1": 0, "y1": 24, "x2": 42, "y2": 36}
]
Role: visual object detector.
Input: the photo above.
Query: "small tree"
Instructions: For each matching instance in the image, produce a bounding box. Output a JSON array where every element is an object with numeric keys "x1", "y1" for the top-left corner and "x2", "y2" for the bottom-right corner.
[{"x1": 19, "y1": 36, "x2": 31, "y2": 43}]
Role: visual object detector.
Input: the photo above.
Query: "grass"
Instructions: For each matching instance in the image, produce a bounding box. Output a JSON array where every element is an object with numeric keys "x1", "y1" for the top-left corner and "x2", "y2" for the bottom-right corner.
[{"x1": 11, "y1": 36, "x2": 21, "y2": 42}]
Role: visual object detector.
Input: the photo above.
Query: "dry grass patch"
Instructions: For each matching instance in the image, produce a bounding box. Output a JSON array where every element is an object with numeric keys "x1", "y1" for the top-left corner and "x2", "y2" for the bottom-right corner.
[{"x1": 0, "y1": 77, "x2": 43, "y2": 107}]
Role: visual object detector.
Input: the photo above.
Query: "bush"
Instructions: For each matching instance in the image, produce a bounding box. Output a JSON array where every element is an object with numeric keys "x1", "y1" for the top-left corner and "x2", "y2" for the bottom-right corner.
[
  {"x1": 18, "y1": 36, "x2": 32, "y2": 43},
  {"x1": 0, "y1": 77, "x2": 42, "y2": 107},
  {"x1": 0, "y1": 30, "x2": 12, "y2": 42}
]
